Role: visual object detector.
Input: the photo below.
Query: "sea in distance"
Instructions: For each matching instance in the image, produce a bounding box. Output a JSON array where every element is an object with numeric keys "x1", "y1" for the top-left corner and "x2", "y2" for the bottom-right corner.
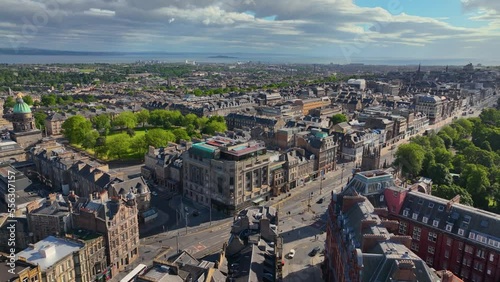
[{"x1": 0, "y1": 51, "x2": 496, "y2": 66}]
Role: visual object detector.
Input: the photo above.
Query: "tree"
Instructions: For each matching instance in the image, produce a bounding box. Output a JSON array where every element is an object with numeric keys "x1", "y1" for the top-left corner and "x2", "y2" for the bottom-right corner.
[
  {"x1": 34, "y1": 112, "x2": 47, "y2": 130},
  {"x1": 81, "y1": 130, "x2": 100, "y2": 151},
  {"x1": 62, "y1": 115, "x2": 93, "y2": 144},
  {"x1": 135, "y1": 109, "x2": 150, "y2": 128},
  {"x1": 144, "y1": 129, "x2": 175, "y2": 147},
  {"x1": 130, "y1": 135, "x2": 148, "y2": 158},
  {"x1": 172, "y1": 128, "x2": 191, "y2": 143},
  {"x1": 437, "y1": 132, "x2": 453, "y2": 149},
  {"x1": 427, "y1": 163, "x2": 453, "y2": 185},
  {"x1": 107, "y1": 134, "x2": 131, "y2": 160},
  {"x1": 395, "y1": 143, "x2": 426, "y2": 177},
  {"x1": 203, "y1": 120, "x2": 227, "y2": 135},
  {"x1": 41, "y1": 94, "x2": 56, "y2": 106},
  {"x1": 22, "y1": 95, "x2": 34, "y2": 105},
  {"x1": 479, "y1": 108, "x2": 500, "y2": 127},
  {"x1": 4, "y1": 96, "x2": 15, "y2": 108},
  {"x1": 433, "y1": 184, "x2": 474, "y2": 206},
  {"x1": 113, "y1": 111, "x2": 137, "y2": 130},
  {"x1": 91, "y1": 114, "x2": 111, "y2": 135},
  {"x1": 330, "y1": 114, "x2": 348, "y2": 126},
  {"x1": 433, "y1": 148, "x2": 453, "y2": 168}
]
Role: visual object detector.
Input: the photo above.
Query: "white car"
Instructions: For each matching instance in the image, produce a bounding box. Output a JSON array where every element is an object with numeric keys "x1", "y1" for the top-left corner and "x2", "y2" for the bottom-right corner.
[
  {"x1": 288, "y1": 249, "x2": 296, "y2": 259},
  {"x1": 151, "y1": 191, "x2": 158, "y2": 196}
]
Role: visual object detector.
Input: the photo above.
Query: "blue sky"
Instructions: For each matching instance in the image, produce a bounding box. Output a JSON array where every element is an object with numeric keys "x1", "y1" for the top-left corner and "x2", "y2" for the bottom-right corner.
[{"x1": 0, "y1": 0, "x2": 499, "y2": 63}]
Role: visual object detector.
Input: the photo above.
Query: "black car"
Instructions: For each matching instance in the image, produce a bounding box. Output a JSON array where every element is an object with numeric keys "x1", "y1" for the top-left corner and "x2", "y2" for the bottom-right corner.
[
  {"x1": 309, "y1": 246, "x2": 321, "y2": 257},
  {"x1": 316, "y1": 198, "x2": 324, "y2": 204},
  {"x1": 192, "y1": 210, "x2": 200, "y2": 217}
]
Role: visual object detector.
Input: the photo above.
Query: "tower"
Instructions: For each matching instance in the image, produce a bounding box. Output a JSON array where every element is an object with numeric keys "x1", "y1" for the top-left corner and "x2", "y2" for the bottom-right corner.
[
  {"x1": 9, "y1": 92, "x2": 42, "y2": 148},
  {"x1": 361, "y1": 144, "x2": 381, "y2": 171}
]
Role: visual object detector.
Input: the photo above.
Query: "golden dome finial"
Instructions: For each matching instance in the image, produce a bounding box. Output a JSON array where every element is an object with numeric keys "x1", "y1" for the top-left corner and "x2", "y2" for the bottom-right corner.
[{"x1": 16, "y1": 92, "x2": 24, "y2": 98}]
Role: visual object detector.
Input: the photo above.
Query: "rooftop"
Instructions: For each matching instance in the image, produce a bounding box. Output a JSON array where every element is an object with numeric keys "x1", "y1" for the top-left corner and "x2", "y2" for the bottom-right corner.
[{"x1": 16, "y1": 236, "x2": 83, "y2": 271}]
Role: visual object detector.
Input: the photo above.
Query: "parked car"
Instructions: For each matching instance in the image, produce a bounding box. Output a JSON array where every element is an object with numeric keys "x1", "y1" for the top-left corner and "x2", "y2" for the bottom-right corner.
[
  {"x1": 309, "y1": 246, "x2": 320, "y2": 257},
  {"x1": 288, "y1": 249, "x2": 296, "y2": 259},
  {"x1": 316, "y1": 198, "x2": 324, "y2": 204},
  {"x1": 192, "y1": 210, "x2": 200, "y2": 217},
  {"x1": 151, "y1": 191, "x2": 158, "y2": 196}
]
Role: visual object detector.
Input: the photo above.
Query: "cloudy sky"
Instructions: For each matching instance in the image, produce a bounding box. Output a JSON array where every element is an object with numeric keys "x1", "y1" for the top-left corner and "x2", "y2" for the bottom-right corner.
[{"x1": 0, "y1": 0, "x2": 498, "y2": 62}]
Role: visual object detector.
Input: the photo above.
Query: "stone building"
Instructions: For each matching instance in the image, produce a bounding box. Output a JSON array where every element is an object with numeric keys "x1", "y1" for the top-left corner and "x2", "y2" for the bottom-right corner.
[
  {"x1": 71, "y1": 191, "x2": 140, "y2": 277},
  {"x1": 141, "y1": 143, "x2": 188, "y2": 193},
  {"x1": 27, "y1": 193, "x2": 72, "y2": 243},
  {"x1": 294, "y1": 129, "x2": 337, "y2": 175},
  {"x1": 8, "y1": 93, "x2": 42, "y2": 148},
  {"x1": 16, "y1": 236, "x2": 85, "y2": 282},
  {"x1": 44, "y1": 112, "x2": 66, "y2": 136},
  {"x1": 0, "y1": 254, "x2": 42, "y2": 282},
  {"x1": 182, "y1": 137, "x2": 278, "y2": 214}
]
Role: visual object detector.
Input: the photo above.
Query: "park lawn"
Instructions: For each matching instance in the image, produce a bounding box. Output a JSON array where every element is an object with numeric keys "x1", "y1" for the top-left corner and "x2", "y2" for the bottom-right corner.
[{"x1": 80, "y1": 68, "x2": 96, "y2": 73}]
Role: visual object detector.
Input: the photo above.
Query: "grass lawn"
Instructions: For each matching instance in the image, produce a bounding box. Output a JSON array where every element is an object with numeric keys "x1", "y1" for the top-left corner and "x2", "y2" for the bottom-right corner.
[{"x1": 80, "y1": 68, "x2": 96, "y2": 73}]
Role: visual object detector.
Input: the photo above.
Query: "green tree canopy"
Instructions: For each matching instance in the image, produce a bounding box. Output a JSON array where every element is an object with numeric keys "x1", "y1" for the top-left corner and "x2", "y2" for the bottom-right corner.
[
  {"x1": 113, "y1": 111, "x2": 137, "y2": 129},
  {"x1": 427, "y1": 163, "x2": 453, "y2": 185},
  {"x1": 107, "y1": 133, "x2": 131, "y2": 159},
  {"x1": 22, "y1": 95, "x2": 34, "y2": 105},
  {"x1": 135, "y1": 109, "x2": 150, "y2": 128},
  {"x1": 34, "y1": 112, "x2": 47, "y2": 130},
  {"x1": 330, "y1": 114, "x2": 348, "y2": 126},
  {"x1": 395, "y1": 143, "x2": 426, "y2": 177},
  {"x1": 144, "y1": 128, "x2": 176, "y2": 148},
  {"x1": 433, "y1": 184, "x2": 474, "y2": 206},
  {"x1": 91, "y1": 114, "x2": 111, "y2": 135},
  {"x1": 62, "y1": 115, "x2": 93, "y2": 144},
  {"x1": 4, "y1": 96, "x2": 15, "y2": 108}
]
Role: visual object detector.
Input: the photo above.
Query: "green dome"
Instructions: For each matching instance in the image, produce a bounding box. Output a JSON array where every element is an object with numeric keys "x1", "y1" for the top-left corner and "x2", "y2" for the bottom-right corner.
[{"x1": 13, "y1": 97, "x2": 32, "y2": 114}]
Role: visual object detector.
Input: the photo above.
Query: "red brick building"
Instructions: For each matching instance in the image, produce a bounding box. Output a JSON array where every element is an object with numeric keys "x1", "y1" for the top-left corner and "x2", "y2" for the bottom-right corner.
[{"x1": 385, "y1": 188, "x2": 500, "y2": 282}]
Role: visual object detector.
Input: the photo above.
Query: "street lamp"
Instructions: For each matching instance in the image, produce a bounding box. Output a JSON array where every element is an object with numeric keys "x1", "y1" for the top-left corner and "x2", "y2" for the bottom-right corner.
[{"x1": 340, "y1": 164, "x2": 346, "y2": 184}]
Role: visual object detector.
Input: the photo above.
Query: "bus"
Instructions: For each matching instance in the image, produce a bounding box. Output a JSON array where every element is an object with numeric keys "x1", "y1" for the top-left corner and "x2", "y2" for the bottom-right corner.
[
  {"x1": 120, "y1": 264, "x2": 148, "y2": 282},
  {"x1": 423, "y1": 128, "x2": 434, "y2": 136}
]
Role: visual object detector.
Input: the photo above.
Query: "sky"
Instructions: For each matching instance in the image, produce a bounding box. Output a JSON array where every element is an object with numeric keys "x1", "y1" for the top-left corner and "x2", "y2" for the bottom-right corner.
[{"x1": 0, "y1": 0, "x2": 499, "y2": 63}]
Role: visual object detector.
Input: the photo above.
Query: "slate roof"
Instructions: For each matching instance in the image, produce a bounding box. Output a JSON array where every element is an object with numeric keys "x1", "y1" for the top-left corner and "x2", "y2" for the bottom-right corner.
[{"x1": 399, "y1": 191, "x2": 500, "y2": 250}]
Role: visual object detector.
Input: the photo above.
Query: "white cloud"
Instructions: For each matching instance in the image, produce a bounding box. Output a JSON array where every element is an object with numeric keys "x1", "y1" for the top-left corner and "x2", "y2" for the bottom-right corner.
[{"x1": 0, "y1": 0, "x2": 497, "y2": 61}]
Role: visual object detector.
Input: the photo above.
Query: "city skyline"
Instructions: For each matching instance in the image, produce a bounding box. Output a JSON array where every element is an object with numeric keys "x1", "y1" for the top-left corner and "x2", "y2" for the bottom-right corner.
[{"x1": 0, "y1": 0, "x2": 499, "y2": 63}]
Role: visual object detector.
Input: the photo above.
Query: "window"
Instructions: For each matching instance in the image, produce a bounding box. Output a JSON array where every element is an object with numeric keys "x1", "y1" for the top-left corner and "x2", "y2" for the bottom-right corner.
[
  {"x1": 412, "y1": 213, "x2": 418, "y2": 220},
  {"x1": 428, "y1": 232, "x2": 437, "y2": 242},
  {"x1": 422, "y1": 216, "x2": 429, "y2": 224},
  {"x1": 465, "y1": 245, "x2": 473, "y2": 254},
  {"x1": 458, "y1": 228, "x2": 465, "y2": 236},
  {"x1": 446, "y1": 237, "x2": 452, "y2": 246},
  {"x1": 445, "y1": 250, "x2": 450, "y2": 258},
  {"x1": 411, "y1": 242, "x2": 419, "y2": 252},
  {"x1": 428, "y1": 246, "x2": 435, "y2": 254},
  {"x1": 476, "y1": 249, "x2": 485, "y2": 259},
  {"x1": 413, "y1": 227, "x2": 421, "y2": 241},
  {"x1": 403, "y1": 209, "x2": 409, "y2": 217},
  {"x1": 399, "y1": 222, "x2": 408, "y2": 234},
  {"x1": 428, "y1": 202, "x2": 434, "y2": 208},
  {"x1": 446, "y1": 224, "x2": 453, "y2": 232},
  {"x1": 426, "y1": 256, "x2": 434, "y2": 266},
  {"x1": 489, "y1": 253, "x2": 495, "y2": 262},
  {"x1": 433, "y1": 220, "x2": 439, "y2": 227},
  {"x1": 438, "y1": 205, "x2": 444, "y2": 212}
]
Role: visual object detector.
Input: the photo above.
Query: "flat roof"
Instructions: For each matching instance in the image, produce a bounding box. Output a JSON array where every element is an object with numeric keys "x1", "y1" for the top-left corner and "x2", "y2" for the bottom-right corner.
[{"x1": 17, "y1": 236, "x2": 83, "y2": 271}]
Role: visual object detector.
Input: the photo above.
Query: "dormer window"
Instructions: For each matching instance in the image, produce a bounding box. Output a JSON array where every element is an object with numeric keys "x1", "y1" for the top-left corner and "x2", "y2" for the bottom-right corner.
[
  {"x1": 412, "y1": 213, "x2": 418, "y2": 220},
  {"x1": 433, "y1": 220, "x2": 439, "y2": 227},
  {"x1": 423, "y1": 217, "x2": 429, "y2": 224},
  {"x1": 445, "y1": 224, "x2": 453, "y2": 232},
  {"x1": 403, "y1": 209, "x2": 409, "y2": 217},
  {"x1": 438, "y1": 206, "x2": 445, "y2": 212},
  {"x1": 458, "y1": 228, "x2": 465, "y2": 236}
]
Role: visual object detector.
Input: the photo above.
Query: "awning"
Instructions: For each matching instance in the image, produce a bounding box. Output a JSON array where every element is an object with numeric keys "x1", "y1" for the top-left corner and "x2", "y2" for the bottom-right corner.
[{"x1": 252, "y1": 197, "x2": 265, "y2": 204}]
